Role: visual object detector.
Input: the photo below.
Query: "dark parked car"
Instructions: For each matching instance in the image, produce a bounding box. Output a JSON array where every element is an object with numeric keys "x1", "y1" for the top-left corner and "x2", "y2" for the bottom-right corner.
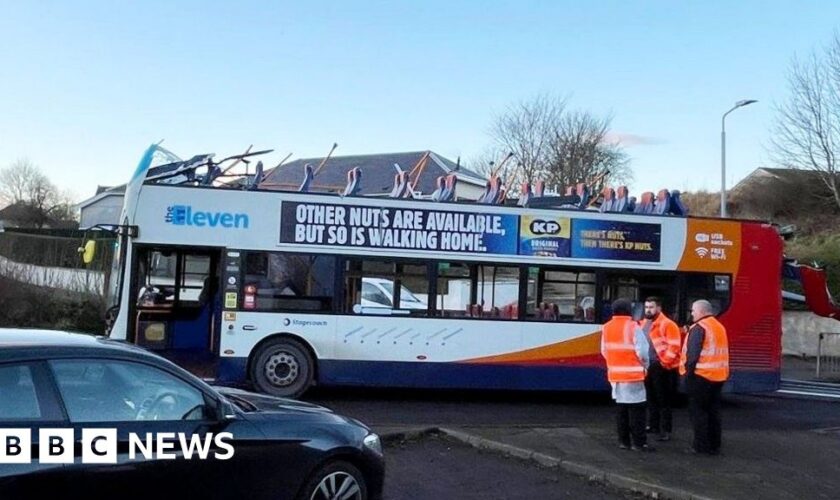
[{"x1": 0, "y1": 329, "x2": 384, "y2": 500}]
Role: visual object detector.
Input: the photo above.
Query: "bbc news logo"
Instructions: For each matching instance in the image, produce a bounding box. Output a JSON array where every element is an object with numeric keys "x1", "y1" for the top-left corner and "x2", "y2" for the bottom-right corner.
[{"x1": 0, "y1": 429, "x2": 234, "y2": 464}]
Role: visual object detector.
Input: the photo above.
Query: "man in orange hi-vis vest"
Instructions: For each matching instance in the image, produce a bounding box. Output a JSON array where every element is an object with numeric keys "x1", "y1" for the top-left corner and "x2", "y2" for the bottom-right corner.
[
  {"x1": 601, "y1": 298, "x2": 652, "y2": 452},
  {"x1": 640, "y1": 296, "x2": 682, "y2": 442},
  {"x1": 680, "y1": 299, "x2": 729, "y2": 456}
]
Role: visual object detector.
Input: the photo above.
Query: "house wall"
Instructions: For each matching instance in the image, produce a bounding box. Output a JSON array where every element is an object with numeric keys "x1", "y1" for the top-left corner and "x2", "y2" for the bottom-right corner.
[
  {"x1": 80, "y1": 195, "x2": 124, "y2": 228},
  {"x1": 456, "y1": 183, "x2": 486, "y2": 201}
]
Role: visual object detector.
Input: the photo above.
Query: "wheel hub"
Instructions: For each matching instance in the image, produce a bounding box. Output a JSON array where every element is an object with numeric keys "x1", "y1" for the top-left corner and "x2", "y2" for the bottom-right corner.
[
  {"x1": 310, "y1": 471, "x2": 361, "y2": 500},
  {"x1": 264, "y1": 350, "x2": 300, "y2": 387}
]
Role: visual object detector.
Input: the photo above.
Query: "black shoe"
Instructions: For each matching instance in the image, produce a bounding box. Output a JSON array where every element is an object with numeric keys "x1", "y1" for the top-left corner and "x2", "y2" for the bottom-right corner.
[
  {"x1": 656, "y1": 433, "x2": 671, "y2": 442},
  {"x1": 631, "y1": 444, "x2": 655, "y2": 452},
  {"x1": 618, "y1": 443, "x2": 631, "y2": 450},
  {"x1": 645, "y1": 426, "x2": 656, "y2": 433},
  {"x1": 684, "y1": 446, "x2": 699, "y2": 455}
]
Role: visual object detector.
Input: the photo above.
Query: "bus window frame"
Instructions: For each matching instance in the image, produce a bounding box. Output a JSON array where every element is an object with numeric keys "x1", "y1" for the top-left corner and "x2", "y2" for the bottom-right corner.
[{"x1": 190, "y1": 248, "x2": 735, "y2": 328}]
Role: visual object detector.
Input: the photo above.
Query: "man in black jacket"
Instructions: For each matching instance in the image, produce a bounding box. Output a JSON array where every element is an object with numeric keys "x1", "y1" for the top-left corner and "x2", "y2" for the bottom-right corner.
[{"x1": 680, "y1": 299, "x2": 730, "y2": 456}]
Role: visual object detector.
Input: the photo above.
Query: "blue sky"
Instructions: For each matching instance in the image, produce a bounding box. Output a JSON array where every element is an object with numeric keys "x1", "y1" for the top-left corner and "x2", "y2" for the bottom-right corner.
[{"x1": 1, "y1": 1, "x2": 839, "y2": 201}]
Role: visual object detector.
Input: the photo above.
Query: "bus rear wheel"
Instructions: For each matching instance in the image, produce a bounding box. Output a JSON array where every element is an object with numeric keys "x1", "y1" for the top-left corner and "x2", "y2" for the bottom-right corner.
[{"x1": 250, "y1": 338, "x2": 314, "y2": 398}]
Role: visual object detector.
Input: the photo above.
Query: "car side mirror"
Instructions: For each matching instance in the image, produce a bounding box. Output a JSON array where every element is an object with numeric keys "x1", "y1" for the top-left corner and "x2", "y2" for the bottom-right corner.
[{"x1": 217, "y1": 398, "x2": 238, "y2": 421}]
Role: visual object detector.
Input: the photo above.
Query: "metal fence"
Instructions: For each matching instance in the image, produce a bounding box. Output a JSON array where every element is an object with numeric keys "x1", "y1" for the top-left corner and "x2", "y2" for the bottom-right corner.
[
  {"x1": 817, "y1": 332, "x2": 840, "y2": 379},
  {"x1": 0, "y1": 229, "x2": 114, "y2": 272}
]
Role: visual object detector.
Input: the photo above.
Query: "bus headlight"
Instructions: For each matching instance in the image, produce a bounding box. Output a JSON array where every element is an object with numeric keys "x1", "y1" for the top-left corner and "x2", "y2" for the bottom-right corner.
[{"x1": 363, "y1": 433, "x2": 382, "y2": 455}]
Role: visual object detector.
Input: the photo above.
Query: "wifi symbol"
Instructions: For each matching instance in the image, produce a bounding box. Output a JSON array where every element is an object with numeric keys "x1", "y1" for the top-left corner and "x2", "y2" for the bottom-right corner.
[{"x1": 695, "y1": 247, "x2": 709, "y2": 258}]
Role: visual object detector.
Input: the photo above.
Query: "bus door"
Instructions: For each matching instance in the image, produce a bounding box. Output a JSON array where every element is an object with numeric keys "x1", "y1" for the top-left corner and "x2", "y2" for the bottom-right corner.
[
  {"x1": 131, "y1": 247, "x2": 222, "y2": 378},
  {"x1": 601, "y1": 272, "x2": 681, "y2": 322}
]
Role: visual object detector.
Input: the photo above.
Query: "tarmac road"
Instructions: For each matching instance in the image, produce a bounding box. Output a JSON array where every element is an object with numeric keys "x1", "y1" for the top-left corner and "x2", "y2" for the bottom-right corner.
[
  {"x1": 383, "y1": 433, "x2": 642, "y2": 500},
  {"x1": 306, "y1": 387, "x2": 840, "y2": 500},
  {"x1": 306, "y1": 386, "x2": 840, "y2": 433}
]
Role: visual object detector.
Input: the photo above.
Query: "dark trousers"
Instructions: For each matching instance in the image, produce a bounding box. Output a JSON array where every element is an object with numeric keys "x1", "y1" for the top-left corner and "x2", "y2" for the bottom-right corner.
[
  {"x1": 617, "y1": 402, "x2": 647, "y2": 447},
  {"x1": 686, "y1": 375, "x2": 724, "y2": 453},
  {"x1": 645, "y1": 363, "x2": 678, "y2": 433}
]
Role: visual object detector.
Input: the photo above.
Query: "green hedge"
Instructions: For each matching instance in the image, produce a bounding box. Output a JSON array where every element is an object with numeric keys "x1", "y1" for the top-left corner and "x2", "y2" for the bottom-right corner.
[{"x1": 0, "y1": 276, "x2": 105, "y2": 333}]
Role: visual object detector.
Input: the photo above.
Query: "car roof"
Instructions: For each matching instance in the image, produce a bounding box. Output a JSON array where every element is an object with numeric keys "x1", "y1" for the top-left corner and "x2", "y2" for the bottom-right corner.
[{"x1": 0, "y1": 328, "x2": 157, "y2": 362}]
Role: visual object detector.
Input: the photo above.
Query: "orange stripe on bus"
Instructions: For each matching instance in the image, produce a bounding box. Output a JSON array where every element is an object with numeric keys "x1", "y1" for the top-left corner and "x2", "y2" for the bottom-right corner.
[{"x1": 461, "y1": 331, "x2": 601, "y2": 364}]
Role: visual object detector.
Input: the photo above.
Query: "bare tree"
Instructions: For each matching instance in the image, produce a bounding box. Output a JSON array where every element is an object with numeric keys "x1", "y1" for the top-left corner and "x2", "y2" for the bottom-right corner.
[
  {"x1": 772, "y1": 32, "x2": 840, "y2": 211},
  {"x1": 0, "y1": 159, "x2": 76, "y2": 228},
  {"x1": 475, "y1": 94, "x2": 632, "y2": 196},
  {"x1": 547, "y1": 110, "x2": 631, "y2": 193}
]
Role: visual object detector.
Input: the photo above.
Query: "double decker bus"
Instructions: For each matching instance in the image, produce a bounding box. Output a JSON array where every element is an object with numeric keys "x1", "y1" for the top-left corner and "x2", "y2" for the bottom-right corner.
[{"x1": 101, "y1": 145, "x2": 783, "y2": 397}]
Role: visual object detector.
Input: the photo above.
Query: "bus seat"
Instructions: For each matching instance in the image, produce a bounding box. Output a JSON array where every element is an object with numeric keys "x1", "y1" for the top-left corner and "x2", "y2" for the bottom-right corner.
[
  {"x1": 670, "y1": 190, "x2": 688, "y2": 215},
  {"x1": 613, "y1": 186, "x2": 629, "y2": 212},
  {"x1": 441, "y1": 174, "x2": 457, "y2": 201},
  {"x1": 627, "y1": 196, "x2": 637, "y2": 212},
  {"x1": 431, "y1": 176, "x2": 446, "y2": 201},
  {"x1": 342, "y1": 168, "x2": 362, "y2": 197},
  {"x1": 299, "y1": 163, "x2": 314, "y2": 193},
  {"x1": 389, "y1": 173, "x2": 400, "y2": 197},
  {"x1": 534, "y1": 180, "x2": 545, "y2": 198},
  {"x1": 495, "y1": 183, "x2": 507, "y2": 204},
  {"x1": 653, "y1": 189, "x2": 671, "y2": 215},
  {"x1": 248, "y1": 160, "x2": 264, "y2": 190},
  {"x1": 341, "y1": 169, "x2": 354, "y2": 196},
  {"x1": 480, "y1": 176, "x2": 500, "y2": 205},
  {"x1": 477, "y1": 181, "x2": 491, "y2": 204},
  {"x1": 599, "y1": 187, "x2": 615, "y2": 213},
  {"x1": 518, "y1": 182, "x2": 532, "y2": 207},
  {"x1": 575, "y1": 183, "x2": 590, "y2": 209},
  {"x1": 390, "y1": 170, "x2": 409, "y2": 198},
  {"x1": 634, "y1": 192, "x2": 655, "y2": 214}
]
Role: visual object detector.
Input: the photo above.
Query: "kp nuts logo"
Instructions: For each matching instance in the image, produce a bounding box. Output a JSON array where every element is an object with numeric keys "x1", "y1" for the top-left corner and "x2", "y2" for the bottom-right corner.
[
  {"x1": 529, "y1": 219, "x2": 562, "y2": 235},
  {"x1": 0, "y1": 429, "x2": 235, "y2": 464},
  {"x1": 165, "y1": 205, "x2": 250, "y2": 229}
]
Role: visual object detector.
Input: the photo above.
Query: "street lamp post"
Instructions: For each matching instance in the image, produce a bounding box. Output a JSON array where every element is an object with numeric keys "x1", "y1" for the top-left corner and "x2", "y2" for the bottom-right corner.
[{"x1": 720, "y1": 99, "x2": 757, "y2": 218}]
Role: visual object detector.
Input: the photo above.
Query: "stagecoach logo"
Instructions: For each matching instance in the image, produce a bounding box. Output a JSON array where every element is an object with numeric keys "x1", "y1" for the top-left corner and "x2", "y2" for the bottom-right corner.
[
  {"x1": 165, "y1": 205, "x2": 250, "y2": 229},
  {"x1": 529, "y1": 219, "x2": 563, "y2": 235}
]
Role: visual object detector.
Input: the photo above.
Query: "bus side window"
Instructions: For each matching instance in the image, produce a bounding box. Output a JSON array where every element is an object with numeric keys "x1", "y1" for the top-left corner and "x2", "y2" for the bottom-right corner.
[
  {"x1": 436, "y1": 263, "x2": 471, "y2": 318},
  {"x1": 526, "y1": 268, "x2": 596, "y2": 323},
  {"x1": 244, "y1": 252, "x2": 335, "y2": 312},
  {"x1": 345, "y1": 259, "x2": 429, "y2": 316},
  {"x1": 685, "y1": 274, "x2": 731, "y2": 317}
]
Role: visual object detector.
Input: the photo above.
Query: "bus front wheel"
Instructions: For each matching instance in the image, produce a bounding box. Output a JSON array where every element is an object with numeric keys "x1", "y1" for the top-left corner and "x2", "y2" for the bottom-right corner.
[{"x1": 250, "y1": 338, "x2": 315, "y2": 398}]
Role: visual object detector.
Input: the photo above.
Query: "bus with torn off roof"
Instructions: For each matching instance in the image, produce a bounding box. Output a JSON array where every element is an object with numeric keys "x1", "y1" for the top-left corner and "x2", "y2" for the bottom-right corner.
[{"x1": 98, "y1": 144, "x2": 784, "y2": 397}]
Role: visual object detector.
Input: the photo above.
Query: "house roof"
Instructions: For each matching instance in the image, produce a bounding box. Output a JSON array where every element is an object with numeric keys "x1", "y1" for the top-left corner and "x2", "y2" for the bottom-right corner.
[
  {"x1": 732, "y1": 167, "x2": 826, "y2": 193},
  {"x1": 76, "y1": 184, "x2": 127, "y2": 210},
  {"x1": 259, "y1": 151, "x2": 486, "y2": 196},
  {"x1": 0, "y1": 202, "x2": 38, "y2": 222}
]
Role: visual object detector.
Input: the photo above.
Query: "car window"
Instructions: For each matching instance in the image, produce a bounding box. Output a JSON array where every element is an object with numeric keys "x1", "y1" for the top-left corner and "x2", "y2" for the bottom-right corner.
[
  {"x1": 0, "y1": 364, "x2": 42, "y2": 421},
  {"x1": 49, "y1": 360, "x2": 209, "y2": 423}
]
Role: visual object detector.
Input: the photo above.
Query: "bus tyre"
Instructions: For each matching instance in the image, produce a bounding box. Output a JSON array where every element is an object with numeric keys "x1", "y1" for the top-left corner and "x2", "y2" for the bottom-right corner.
[
  {"x1": 250, "y1": 338, "x2": 314, "y2": 398},
  {"x1": 298, "y1": 461, "x2": 367, "y2": 500}
]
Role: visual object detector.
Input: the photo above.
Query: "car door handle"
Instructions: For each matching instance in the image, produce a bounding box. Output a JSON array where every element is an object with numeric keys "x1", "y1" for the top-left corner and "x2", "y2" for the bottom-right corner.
[{"x1": 242, "y1": 325, "x2": 257, "y2": 331}]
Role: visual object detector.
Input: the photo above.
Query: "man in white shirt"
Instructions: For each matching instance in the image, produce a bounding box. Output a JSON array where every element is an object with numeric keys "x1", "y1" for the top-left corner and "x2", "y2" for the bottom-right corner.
[{"x1": 601, "y1": 298, "x2": 652, "y2": 451}]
